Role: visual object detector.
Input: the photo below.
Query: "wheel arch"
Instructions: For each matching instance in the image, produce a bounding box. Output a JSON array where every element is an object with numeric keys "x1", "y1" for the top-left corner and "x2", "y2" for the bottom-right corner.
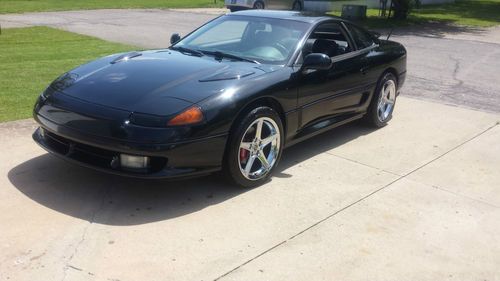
[
  {"x1": 367, "y1": 67, "x2": 398, "y2": 105},
  {"x1": 383, "y1": 67, "x2": 399, "y2": 84},
  {"x1": 222, "y1": 96, "x2": 287, "y2": 167},
  {"x1": 232, "y1": 96, "x2": 287, "y2": 137}
]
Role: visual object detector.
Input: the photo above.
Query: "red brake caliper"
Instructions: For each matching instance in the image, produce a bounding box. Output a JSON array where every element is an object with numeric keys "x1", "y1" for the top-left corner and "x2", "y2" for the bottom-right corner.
[{"x1": 240, "y1": 148, "x2": 249, "y2": 164}]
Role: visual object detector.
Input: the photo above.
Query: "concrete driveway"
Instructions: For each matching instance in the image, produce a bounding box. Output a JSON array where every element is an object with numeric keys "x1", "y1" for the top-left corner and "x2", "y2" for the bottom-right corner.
[
  {"x1": 1, "y1": 97, "x2": 499, "y2": 281},
  {"x1": 1, "y1": 9, "x2": 500, "y2": 281}
]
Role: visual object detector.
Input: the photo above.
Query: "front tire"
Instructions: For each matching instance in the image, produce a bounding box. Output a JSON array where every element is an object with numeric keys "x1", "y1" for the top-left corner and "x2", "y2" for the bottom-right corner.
[
  {"x1": 224, "y1": 106, "x2": 283, "y2": 188},
  {"x1": 363, "y1": 72, "x2": 398, "y2": 128}
]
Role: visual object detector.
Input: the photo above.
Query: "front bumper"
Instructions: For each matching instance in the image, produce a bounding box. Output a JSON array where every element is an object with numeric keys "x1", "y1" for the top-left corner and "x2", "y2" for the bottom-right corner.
[{"x1": 33, "y1": 118, "x2": 227, "y2": 179}]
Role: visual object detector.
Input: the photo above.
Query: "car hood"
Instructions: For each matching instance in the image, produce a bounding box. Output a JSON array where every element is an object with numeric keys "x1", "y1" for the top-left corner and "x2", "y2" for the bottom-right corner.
[{"x1": 50, "y1": 50, "x2": 275, "y2": 115}]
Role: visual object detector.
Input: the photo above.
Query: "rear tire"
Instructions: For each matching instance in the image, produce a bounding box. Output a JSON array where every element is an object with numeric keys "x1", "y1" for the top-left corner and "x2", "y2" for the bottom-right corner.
[
  {"x1": 224, "y1": 106, "x2": 283, "y2": 188},
  {"x1": 363, "y1": 72, "x2": 398, "y2": 128},
  {"x1": 292, "y1": 1, "x2": 303, "y2": 10},
  {"x1": 253, "y1": 1, "x2": 265, "y2": 9}
]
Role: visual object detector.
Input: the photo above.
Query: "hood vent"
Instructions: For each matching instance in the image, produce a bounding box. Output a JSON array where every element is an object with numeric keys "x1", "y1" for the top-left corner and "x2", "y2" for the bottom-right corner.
[
  {"x1": 110, "y1": 52, "x2": 142, "y2": 64},
  {"x1": 199, "y1": 68, "x2": 255, "y2": 82}
]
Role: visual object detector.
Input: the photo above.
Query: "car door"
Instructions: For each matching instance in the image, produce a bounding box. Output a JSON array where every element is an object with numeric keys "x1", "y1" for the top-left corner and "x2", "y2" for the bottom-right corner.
[
  {"x1": 342, "y1": 22, "x2": 379, "y2": 91},
  {"x1": 296, "y1": 21, "x2": 370, "y2": 129}
]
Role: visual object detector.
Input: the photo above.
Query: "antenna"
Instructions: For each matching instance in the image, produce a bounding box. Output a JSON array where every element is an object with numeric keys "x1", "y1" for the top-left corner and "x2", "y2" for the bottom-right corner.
[{"x1": 386, "y1": 27, "x2": 394, "y2": 41}]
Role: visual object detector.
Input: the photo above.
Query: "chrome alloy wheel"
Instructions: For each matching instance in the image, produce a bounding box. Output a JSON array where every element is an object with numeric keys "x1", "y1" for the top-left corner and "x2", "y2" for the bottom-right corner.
[
  {"x1": 377, "y1": 79, "x2": 396, "y2": 122},
  {"x1": 238, "y1": 117, "x2": 280, "y2": 180}
]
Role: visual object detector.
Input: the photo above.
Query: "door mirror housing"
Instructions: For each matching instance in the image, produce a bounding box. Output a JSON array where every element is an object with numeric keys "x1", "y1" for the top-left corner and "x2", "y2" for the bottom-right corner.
[
  {"x1": 302, "y1": 53, "x2": 332, "y2": 71},
  {"x1": 170, "y1": 33, "x2": 181, "y2": 45}
]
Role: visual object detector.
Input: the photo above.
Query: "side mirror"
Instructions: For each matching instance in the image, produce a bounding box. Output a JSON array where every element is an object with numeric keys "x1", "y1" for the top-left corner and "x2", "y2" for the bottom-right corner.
[
  {"x1": 302, "y1": 53, "x2": 332, "y2": 71},
  {"x1": 170, "y1": 33, "x2": 181, "y2": 45}
]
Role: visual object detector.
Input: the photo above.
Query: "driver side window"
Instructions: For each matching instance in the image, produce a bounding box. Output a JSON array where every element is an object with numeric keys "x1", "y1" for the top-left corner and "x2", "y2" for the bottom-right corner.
[{"x1": 303, "y1": 22, "x2": 352, "y2": 59}]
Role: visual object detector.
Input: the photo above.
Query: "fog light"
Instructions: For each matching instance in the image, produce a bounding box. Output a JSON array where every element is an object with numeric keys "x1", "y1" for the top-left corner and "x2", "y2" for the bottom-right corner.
[{"x1": 120, "y1": 154, "x2": 150, "y2": 169}]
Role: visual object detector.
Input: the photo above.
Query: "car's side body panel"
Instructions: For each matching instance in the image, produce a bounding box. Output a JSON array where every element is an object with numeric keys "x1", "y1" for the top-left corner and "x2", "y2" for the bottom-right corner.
[{"x1": 278, "y1": 17, "x2": 406, "y2": 147}]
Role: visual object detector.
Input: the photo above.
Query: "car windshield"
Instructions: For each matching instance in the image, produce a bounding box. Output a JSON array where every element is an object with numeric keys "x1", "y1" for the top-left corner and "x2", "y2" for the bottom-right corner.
[{"x1": 173, "y1": 15, "x2": 310, "y2": 65}]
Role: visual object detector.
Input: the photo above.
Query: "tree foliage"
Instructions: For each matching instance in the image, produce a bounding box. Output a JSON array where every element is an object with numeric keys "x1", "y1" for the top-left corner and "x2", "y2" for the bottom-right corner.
[{"x1": 391, "y1": 0, "x2": 420, "y2": 19}]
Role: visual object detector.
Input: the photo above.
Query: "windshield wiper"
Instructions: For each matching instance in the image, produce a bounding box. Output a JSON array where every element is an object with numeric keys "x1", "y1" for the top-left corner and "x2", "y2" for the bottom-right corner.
[
  {"x1": 202, "y1": 50, "x2": 260, "y2": 64},
  {"x1": 170, "y1": 46, "x2": 204, "y2": 57}
]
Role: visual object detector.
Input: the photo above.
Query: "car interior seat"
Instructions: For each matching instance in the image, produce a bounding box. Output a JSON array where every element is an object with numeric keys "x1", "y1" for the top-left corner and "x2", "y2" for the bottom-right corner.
[
  {"x1": 312, "y1": 39, "x2": 339, "y2": 58},
  {"x1": 302, "y1": 38, "x2": 316, "y2": 56}
]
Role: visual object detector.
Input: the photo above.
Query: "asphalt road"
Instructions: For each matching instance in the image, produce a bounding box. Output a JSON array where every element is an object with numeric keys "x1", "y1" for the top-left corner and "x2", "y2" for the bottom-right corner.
[
  {"x1": 396, "y1": 34, "x2": 500, "y2": 113},
  {"x1": 1, "y1": 8, "x2": 500, "y2": 113}
]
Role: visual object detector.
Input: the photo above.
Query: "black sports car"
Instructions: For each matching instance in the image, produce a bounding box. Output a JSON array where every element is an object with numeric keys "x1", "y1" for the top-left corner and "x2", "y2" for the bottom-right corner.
[{"x1": 33, "y1": 10, "x2": 407, "y2": 187}]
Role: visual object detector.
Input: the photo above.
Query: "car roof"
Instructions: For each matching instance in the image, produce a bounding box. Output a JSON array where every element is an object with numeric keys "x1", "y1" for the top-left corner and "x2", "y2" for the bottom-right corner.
[{"x1": 226, "y1": 10, "x2": 341, "y2": 24}]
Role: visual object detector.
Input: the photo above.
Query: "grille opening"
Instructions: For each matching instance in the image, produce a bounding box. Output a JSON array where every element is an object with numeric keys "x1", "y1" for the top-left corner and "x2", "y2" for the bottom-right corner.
[{"x1": 43, "y1": 130, "x2": 167, "y2": 174}]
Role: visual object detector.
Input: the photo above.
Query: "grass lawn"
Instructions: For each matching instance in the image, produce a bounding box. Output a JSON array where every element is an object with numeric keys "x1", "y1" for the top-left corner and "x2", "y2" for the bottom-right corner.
[
  {"x1": 0, "y1": 0, "x2": 224, "y2": 14},
  {"x1": 411, "y1": 0, "x2": 500, "y2": 26},
  {"x1": 330, "y1": 0, "x2": 500, "y2": 29},
  {"x1": 0, "y1": 27, "x2": 136, "y2": 122}
]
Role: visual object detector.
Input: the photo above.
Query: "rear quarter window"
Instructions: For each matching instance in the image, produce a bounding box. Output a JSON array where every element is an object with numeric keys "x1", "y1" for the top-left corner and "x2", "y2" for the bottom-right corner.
[{"x1": 346, "y1": 24, "x2": 375, "y2": 49}]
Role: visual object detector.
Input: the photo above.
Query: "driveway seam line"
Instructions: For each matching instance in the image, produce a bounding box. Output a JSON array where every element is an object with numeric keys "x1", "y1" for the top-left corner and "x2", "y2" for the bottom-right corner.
[
  {"x1": 400, "y1": 122, "x2": 498, "y2": 175},
  {"x1": 60, "y1": 186, "x2": 110, "y2": 281},
  {"x1": 213, "y1": 122, "x2": 498, "y2": 281},
  {"x1": 213, "y1": 177, "x2": 401, "y2": 281},
  {"x1": 403, "y1": 174, "x2": 500, "y2": 209},
  {"x1": 431, "y1": 184, "x2": 500, "y2": 209},
  {"x1": 326, "y1": 152, "x2": 401, "y2": 176}
]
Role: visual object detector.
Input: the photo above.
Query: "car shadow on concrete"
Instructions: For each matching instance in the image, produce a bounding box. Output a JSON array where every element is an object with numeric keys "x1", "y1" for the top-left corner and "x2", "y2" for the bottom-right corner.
[{"x1": 8, "y1": 121, "x2": 375, "y2": 226}]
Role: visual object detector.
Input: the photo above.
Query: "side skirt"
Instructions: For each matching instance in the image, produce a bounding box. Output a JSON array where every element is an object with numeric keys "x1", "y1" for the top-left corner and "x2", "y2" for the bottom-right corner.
[{"x1": 284, "y1": 112, "x2": 365, "y2": 148}]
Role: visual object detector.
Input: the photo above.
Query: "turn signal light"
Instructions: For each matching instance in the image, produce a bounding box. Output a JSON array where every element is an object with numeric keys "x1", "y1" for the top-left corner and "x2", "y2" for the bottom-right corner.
[{"x1": 167, "y1": 106, "x2": 204, "y2": 126}]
